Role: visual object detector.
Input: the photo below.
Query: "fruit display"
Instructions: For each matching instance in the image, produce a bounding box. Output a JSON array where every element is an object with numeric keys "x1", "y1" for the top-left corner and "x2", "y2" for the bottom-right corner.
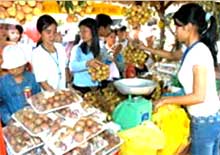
[
  {"x1": 57, "y1": 108, "x2": 82, "y2": 121},
  {"x1": 13, "y1": 107, "x2": 54, "y2": 136},
  {"x1": 123, "y1": 2, "x2": 152, "y2": 27},
  {"x1": 56, "y1": 104, "x2": 96, "y2": 122},
  {"x1": 88, "y1": 63, "x2": 110, "y2": 82},
  {"x1": 0, "y1": 1, "x2": 43, "y2": 24},
  {"x1": 82, "y1": 84, "x2": 125, "y2": 120},
  {"x1": 88, "y1": 136, "x2": 108, "y2": 154},
  {"x1": 3, "y1": 123, "x2": 43, "y2": 154},
  {"x1": 58, "y1": 1, "x2": 93, "y2": 23},
  {"x1": 99, "y1": 130, "x2": 121, "y2": 154},
  {"x1": 63, "y1": 144, "x2": 92, "y2": 155},
  {"x1": 23, "y1": 146, "x2": 47, "y2": 155},
  {"x1": 101, "y1": 130, "x2": 121, "y2": 149},
  {"x1": 62, "y1": 129, "x2": 122, "y2": 155},
  {"x1": 40, "y1": 117, "x2": 103, "y2": 155},
  {"x1": 28, "y1": 89, "x2": 82, "y2": 114},
  {"x1": 122, "y1": 41, "x2": 149, "y2": 68}
]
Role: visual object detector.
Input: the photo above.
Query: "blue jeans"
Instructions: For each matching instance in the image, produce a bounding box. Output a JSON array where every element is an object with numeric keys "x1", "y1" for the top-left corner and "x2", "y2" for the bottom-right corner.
[{"x1": 190, "y1": 111, "x2": 220, "y2": 155}]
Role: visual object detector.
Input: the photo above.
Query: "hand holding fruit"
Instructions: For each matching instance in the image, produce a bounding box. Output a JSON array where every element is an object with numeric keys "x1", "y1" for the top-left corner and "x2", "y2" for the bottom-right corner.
[
  {"x1": 86, "y1": 59, "x2": 102, "y2": 68},
  {"x1": 153, "y1": 98, "x2": 166, "y2": 112},
  {"x1": 112, "y1": 44, "x2": 123, "y2": 56}
]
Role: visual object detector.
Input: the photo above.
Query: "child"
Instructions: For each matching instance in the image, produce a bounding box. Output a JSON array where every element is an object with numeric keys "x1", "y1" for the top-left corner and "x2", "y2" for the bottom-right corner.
[{"x1": 0, "y1": 44, "x2": 41, "y2": 124}]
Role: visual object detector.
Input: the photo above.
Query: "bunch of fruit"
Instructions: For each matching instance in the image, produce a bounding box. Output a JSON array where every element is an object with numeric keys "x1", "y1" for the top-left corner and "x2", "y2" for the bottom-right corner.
[
  {"x1": 122, "y1": 41, "x2": 149, "y2": 68},
  {"x1": 58, "y1": 1, "x2": 93, "y2": 23},
  {"x1": 123, "y1": 2, "x2": 151, "y2": 27},
  {"x1": 88, "y1": 63, "x2": 110, "y2": 82},
  {"x1": 0, "y1": 1, "x2": 43, "y2": 24},
  {"x1": 82, "y1": 84, "x2": 125, "y2": 119}
]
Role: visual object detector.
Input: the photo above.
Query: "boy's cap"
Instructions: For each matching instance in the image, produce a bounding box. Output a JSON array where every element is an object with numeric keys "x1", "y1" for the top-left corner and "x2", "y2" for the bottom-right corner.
[{"x1": 1, "y1": 45, "x2": 27, "y2": 69}]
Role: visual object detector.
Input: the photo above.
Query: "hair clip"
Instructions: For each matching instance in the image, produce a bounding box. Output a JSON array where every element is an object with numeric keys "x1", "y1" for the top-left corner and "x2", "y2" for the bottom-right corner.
[{"x1": 205, "y1": 12, "x2": 212, "y2": 22}]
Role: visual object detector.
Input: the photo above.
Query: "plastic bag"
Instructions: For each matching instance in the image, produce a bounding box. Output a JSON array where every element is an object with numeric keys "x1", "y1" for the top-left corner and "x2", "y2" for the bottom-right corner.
[
  {"x1": 152, "y1": 105, "x2": 190, "y2": 155},
  {"x1": 118, "y1": 121, "x2": 165, "y2": 155}
]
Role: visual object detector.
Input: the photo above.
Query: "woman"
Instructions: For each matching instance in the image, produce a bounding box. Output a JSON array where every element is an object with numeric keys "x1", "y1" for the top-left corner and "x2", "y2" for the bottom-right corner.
[
  {"x1": 104, "y1": 29, "x2": 123, "y2": 77},
  {"x1": 32, "y1": 14, "x2": 70, "y2": 91},
  {"x1": 69, "y1": 18, "x2": 102, "y2": 93},
  {"x1": 154, "y1": 3, "x2": 220, "y2": 155}
]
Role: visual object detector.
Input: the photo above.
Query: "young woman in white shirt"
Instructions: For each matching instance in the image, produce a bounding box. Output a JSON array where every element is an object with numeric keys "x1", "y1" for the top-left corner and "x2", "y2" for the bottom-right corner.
[
  {"x1": 32, "y1": 15, "x2": 70, "y2": 91},
  {"x1": 154, "y1": 3, "x2": 220, "y2": 155}
]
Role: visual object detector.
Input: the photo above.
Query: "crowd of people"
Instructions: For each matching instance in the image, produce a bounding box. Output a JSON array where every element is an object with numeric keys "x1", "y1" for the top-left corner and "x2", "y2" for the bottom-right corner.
[
  {"x1": 0, "y1": 2, "x2": 220, "y2": 155},
  {"x1": 0, "y1": 13, "x2": 131, "y2": 125}
]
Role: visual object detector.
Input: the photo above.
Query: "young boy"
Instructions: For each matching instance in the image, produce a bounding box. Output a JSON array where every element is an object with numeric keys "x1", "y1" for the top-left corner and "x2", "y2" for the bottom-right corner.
[{"x1": 0, "y1": 44, "x2": 41, "y2": 124}]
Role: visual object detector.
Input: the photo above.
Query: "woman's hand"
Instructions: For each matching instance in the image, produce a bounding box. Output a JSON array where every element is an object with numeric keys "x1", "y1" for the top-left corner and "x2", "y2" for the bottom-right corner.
[
  {"x1": 86, "y1": 59, "x2": 102, "y2": 68},
  {"x1": 153, "y1": 98, "x2": 166, "y2": 112},
  {"x1": 112, "y1": 44, "x2": 122, "y2": 56}
]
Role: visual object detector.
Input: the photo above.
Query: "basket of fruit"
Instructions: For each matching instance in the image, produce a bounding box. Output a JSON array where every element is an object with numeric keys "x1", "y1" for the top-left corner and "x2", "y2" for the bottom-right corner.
[{"x1": 113, "y1": 78, "x2": 156, "y2": 95}]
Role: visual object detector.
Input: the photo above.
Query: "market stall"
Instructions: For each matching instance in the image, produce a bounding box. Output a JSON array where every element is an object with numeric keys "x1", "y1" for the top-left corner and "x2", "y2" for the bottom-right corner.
[{"x1": 2, "y1": 1, "x2": 220, "y2": 155}]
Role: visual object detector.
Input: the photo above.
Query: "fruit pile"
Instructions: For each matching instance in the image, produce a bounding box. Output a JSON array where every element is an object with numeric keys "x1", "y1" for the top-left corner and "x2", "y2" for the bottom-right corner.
[
  {"x1": 24, "y1": 146, "x2": 48, "y2": 155},
  {"x1": 3, "y1": 123, "x2": 42, "y2": 154},
  {"x1": 47, "y1": 117, "x2": 102, "y2": 153},
  {"x1": 122, "y1": 41, "x2": 149, "y2": 68},
  {"x1": 14, "y1": 107, "x2": 53, "y2": 135},
  {"x1": 57, "y1": 108, "x2": 81, "y2": 120},
  {"x1": 88, "y1": 63, "x2": 110, "y2": 82},
  {"x1": 123, "y1": 2, "x2": 151, "y2": 27},
  {"x1": 101, "y1": 130, "x2": 121, "y2": 151},
  {"x1": 29, "y1": 89, "x2": 81, "y2": 113},
  {"x1": 0, "y1": 1, "x2": 43, "y2": 24},
  {"x1": 82, "y1": 84, "x2": 125, "y2": 119}
]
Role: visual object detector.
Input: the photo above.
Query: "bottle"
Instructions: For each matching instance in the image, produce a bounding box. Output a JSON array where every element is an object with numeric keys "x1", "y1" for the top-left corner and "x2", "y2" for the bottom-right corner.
[{"x1": 23, "y1": 86, "x2": 32, "y2": 99}]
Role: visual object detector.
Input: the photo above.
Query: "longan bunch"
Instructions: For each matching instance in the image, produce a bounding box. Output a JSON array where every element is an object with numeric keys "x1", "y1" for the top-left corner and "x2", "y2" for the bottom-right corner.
[
  {"x1": 124, "y1": 2, "x2": 151, "y2": 26},
  {"x1": 151, "y1": 80, "x2": 164, "y2": 101},
  {"x1": 0, "y1": 1, "x2": 43, "y2": 24},
  {"x1": 88, "y1": 63, "x2": 110, "y2": 82},
  {"x1": 82, "y1": 84, "x2": 125, "y2": 119},
  {"x1": 123, "y1": 42, "x2": 149, "y2": 67},
  {"x1": 59, "y1": 1, "x2": 93, "y2": 23}
]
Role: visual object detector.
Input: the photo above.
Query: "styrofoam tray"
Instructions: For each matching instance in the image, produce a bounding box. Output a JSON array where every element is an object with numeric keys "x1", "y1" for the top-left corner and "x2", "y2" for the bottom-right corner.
[
  {"x1": 56, "y1": 104, "x2": 96, "y2": 123},
  {"x1": 40, "y1": 122, "x2": 106, "y2": 155},
  {"x1": 91, "y1": 139, "x2": 108, "y2": 155},
  {"x1": 4, "y1": 124, "x2": 44, "y2": 155},
  {"x1": 27, "y1": 93, "x2": 83, "y2": 114},
  {"x1": 12, "y1": 114, "x2": 51, "y2": 137},
  {"x1": 103, "y1": 139, "x2": 123, "y2": 155},
  {"x1": 12, "y1": 107, "x2": 54, "y2": 137}
]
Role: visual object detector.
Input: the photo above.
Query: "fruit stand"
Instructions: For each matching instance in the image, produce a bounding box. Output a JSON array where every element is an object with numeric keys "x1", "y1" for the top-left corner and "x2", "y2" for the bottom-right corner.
[
  {"x1": 3, "y1": 1, "x2": 219, "y2": 155},
  {"x1": 4, "y1": 89, "x2": 123, "y2": 155}
]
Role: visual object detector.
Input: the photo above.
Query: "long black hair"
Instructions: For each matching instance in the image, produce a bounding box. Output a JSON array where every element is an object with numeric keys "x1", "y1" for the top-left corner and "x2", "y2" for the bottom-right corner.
[
  {"x1": 173, "y1": 3, "x2": 218, "y2": 67},
  {"x1": 79, "y1": 18, "x2": 100, "y2": 58},
  {"x1": 36, "y1": 14, "x2": 58, "y2": 47}
]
